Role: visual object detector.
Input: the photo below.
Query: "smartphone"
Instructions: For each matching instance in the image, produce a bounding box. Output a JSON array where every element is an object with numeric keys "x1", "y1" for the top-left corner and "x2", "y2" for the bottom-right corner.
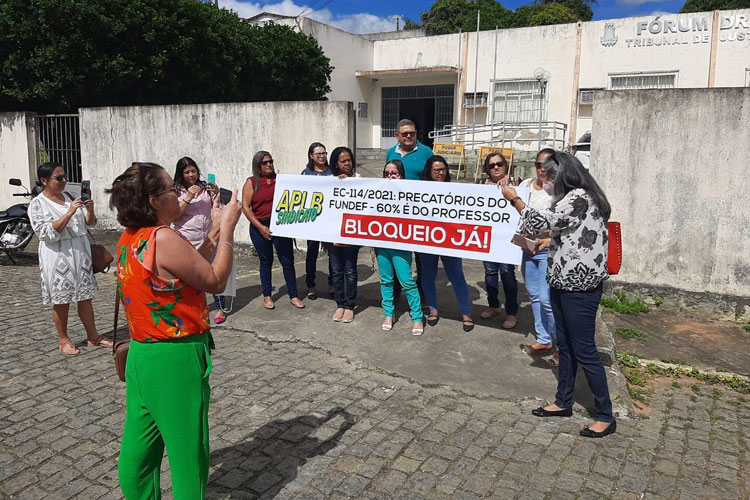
[
  {"x1": 206, "y1": 173, "x2": 216, "y2": 184},
  {"x1": 81, "y1": 180, "x2": 91, "y2": 201},
  {"x1": 511, "y1": 233, "x2": 536, "y2": 253},
  {"x1": 219, "y1": 188, "x2": 232, "y2": 206}
]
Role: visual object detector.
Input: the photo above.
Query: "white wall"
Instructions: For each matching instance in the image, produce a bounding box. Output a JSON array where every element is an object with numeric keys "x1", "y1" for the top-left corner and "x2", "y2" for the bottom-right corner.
[
  {"x1": 374, "y1": 33, "x2": 462, "y2": 70},
  {"x1": 714, "y1": 9, "x2": 750, "y2": 87},
  {"x1": 592, "y1": 88, "x2": 750, "y2": 297},
  {"x1": 0, "y1": 112, "x2": 36, "y2": 209},
  {"x1": 80, "y1": 101, "x2": 354, "y2": 243}
]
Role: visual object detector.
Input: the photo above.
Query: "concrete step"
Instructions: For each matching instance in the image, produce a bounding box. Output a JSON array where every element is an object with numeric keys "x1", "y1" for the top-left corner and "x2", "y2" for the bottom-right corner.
[{"x1": 356, "y1": 148, "x2": 387, "y2": 162}]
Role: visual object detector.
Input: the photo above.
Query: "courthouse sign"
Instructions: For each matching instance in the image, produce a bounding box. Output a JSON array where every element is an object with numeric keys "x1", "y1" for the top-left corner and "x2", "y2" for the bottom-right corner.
[{"x1": 269, "y1": 175, "x2": 530, "y2": 265}]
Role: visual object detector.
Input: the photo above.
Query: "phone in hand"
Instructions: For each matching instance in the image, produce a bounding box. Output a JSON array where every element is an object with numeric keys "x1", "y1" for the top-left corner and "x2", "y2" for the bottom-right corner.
[
  {"x1": 219, "y1": 188, "x2": 232, "y2": 206},
  {"x1": 206, "y1": 173, "x2": 216, "y2": 184},
  {"x1": 81, "y1": 180, "x2": 91, "y2": 201},
  {"x1": 511, "y1": 233, "x2": 536, "y2": 253}
]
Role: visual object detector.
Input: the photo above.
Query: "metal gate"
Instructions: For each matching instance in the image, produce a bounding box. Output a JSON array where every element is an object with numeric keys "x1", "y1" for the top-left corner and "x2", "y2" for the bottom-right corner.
[{"x1": 34, "y1": 114, "x2": 82, "y2": 182}]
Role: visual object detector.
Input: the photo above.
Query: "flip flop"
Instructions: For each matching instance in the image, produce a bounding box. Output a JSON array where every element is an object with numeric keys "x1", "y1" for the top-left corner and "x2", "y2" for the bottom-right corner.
[{"x1": 87, "y1": 335, "x2": 113, "y2": 348}]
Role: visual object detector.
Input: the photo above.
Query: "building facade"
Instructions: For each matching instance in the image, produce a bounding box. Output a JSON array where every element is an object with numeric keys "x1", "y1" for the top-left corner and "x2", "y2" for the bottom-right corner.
[{"x1": 254, "y1": 9, "x2": 750, "y2": 151}]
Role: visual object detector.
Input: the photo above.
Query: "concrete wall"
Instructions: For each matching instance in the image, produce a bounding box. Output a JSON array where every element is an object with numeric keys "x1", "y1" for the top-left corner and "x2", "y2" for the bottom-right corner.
[
  {"x1": 0, "y1": 112, "x2": 36, "y2": 209},
  {"x1": 80, "y1": 101, "x2": 355, "y2": 243},
  {"x1": 591, "y1": 88, "x2": 750, "y2": 297}
]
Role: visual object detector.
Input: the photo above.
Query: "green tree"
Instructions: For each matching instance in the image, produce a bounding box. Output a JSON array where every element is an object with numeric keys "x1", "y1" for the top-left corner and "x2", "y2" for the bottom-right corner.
[
  {"x1": 680, "y1": 0, "x2": 750, "y2": 11},
  {"x1": 0, "y1": 0, "x2": 332, "y2": 112},
  {"x1": 528, "y1": 3, "x2": 580, "y2": 25},
  {"x1": 403, "y1": 17, "x2": 422, "y2": 30},
  {"x1": 534, "y1": 0, "x2": 595, "y2": 21}
]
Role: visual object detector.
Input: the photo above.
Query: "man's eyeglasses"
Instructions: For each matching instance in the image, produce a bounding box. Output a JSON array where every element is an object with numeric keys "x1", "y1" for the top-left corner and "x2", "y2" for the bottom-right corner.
[
  {"x1": 399, "y1": 131, "x2": 416, "y2": 137},
  {"x1": 261, "y1": 159, "x2": 275, "y2": 165},
  {"x1": 155, "y1": 186, "x2": 179, "y2": 197},
  {"x1": 488, "y1": 162, "x2": 506, "y2": 170}
]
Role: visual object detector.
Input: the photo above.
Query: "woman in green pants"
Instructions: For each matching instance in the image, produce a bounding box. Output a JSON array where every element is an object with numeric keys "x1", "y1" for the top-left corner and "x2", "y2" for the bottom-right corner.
[
  {"x1": 376, "y1": 160, "x2": 424, "y2": 335},
  {"x1": 107, "y1": 162, "x2": 241, "y2": 499}
]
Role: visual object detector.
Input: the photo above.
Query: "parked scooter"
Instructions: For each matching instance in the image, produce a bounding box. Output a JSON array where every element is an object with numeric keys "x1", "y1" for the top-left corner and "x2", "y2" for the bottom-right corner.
[{"x1": 0, "y1": 179, "x2": 37, "y2": 262}]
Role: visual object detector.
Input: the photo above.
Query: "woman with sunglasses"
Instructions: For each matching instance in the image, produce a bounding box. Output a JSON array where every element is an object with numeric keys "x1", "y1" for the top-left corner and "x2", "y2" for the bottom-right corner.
[
  {"x1": 172, "y1": 156, "x2": 228, "y2": 324},
  {"x1": 517, "y1": 148, "x2": 557, "y2": 363},
  {"x1": 242, "y1": 151, "x2": 305, "y2": 310},
  {"x1": 107, "y1": 162, "x2": 241, "y2": 498},
  {"x1": 28, "y1": 162, "x2": 111, "y2": 355},
  {"x1": 300, "y1": 142, "x2": 333, "y2": 300},
  {"x1": 418, "y1": 155, "x2": 475, "y2": 332},
  {"x1": 502, "y1": 152, "x2": 615, "y2": 438},
  {"x1": 479, "y1": 152, "x2": 519, "y2": 330},
  {"x1": 376, "y1": 160, "x2": 424, "y2": 335}
]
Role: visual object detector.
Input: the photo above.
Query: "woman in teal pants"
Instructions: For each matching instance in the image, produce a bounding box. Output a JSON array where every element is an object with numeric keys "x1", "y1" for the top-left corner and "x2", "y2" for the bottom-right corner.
[{"x1": 376, "y1": 160, "x2": 424, "y2": 335}]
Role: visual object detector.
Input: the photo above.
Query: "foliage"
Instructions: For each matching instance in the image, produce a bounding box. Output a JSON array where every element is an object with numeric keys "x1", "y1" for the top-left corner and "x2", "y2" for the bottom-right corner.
[
  {"x1": 617, "y1": 351, "x2": 640, "y2": 368},
  {"x1": 601, "y1": 291, "x2": 650, "y2": 314},
  {"x1": 403, "y1": 18, "x2": 422, "y2": 30},
  {"x1": 680, "y1": 0, "x2": 750, "y2": 13},
  {"x1": 743, "y1": 325, "x2": 750, "y2": 332},
  {"x1": 629, "y1": 386, "x2": 648, "y2": 401},
  {"x1": 0, "y1": 0, "x2": 332, "y2": 113},
  {"x1": 415, "y1": 0, "x2": 594, "y2": 34},
  {"x1": 616, "y1": 327, "x2": 647, "y2": 341},
  {"x1": 626, "y1": 368, "x2": 646, "y2": 387}
]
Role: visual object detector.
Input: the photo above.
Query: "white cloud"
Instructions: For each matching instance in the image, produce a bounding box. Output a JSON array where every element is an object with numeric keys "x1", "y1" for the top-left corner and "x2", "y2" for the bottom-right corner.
[
  {"x1": 617, "y1": 0, "x2": 663, "y2": 5},
  {"x1": 216, "y1": 0, "x2": 401, "y2": 34},
  {"x1": 649, "y1": 9, "x2": 672, "y2": 15}
]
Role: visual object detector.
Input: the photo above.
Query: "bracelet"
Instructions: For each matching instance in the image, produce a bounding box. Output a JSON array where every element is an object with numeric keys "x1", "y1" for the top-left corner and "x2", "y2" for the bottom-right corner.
[
  {"x1": 217, "y1": 241, "x2": 233, "y2": 250},
  {"x1": 510, "y1": 197, "x2": 522, "y2": 207}
]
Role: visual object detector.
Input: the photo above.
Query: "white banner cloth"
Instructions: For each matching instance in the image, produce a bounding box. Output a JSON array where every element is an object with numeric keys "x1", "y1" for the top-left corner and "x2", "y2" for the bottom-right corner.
[{"x1": 269, "y1": 175, "x2": 529, "y2": 265}]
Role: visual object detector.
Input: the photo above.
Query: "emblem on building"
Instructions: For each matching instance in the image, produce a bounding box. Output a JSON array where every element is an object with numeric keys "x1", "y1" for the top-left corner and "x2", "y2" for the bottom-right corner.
[{"x1": 601, "y1": 23, "x2": 618, "y2": 47}]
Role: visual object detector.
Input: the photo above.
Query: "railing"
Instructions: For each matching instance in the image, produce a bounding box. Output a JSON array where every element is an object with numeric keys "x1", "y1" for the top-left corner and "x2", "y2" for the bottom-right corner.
[
  {"x1": 428, "y1": 120, "x2": 568, "y2": 151},
  {"x1": 34, "y1": 114, "x2": 82, "y2": 183}
]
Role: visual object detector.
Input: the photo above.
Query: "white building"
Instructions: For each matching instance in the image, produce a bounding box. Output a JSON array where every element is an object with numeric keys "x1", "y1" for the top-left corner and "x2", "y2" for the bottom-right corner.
[{"x1": 250, "y1": 9, "x2": 750, "y2": 151}]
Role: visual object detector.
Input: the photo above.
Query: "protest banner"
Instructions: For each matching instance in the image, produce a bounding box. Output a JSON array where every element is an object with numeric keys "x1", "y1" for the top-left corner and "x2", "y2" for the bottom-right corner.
[
  {"x1": 269, "y1": 175, "x2": 530, "y2": 265},
  {"x1": 475, "y1": 146, "x2": 514, "y2": 181},
  {"x1": 433, "y1": 143, "x2": 466, "y2": 178}
]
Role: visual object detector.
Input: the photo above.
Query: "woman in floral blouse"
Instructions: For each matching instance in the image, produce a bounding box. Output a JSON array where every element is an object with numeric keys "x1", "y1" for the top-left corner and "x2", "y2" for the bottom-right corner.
[
  {"x1": 107, "y1": 162, "x2": 241, "y2": 497},
  {"x1": 501, "y1": 152, "x2": 615, "y2": 438}
]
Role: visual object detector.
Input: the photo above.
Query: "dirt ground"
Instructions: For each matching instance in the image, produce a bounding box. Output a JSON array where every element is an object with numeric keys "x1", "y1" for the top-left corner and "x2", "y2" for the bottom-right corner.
[{"x1": 603, "y1": 307, "x2": 750, "y2": 376}]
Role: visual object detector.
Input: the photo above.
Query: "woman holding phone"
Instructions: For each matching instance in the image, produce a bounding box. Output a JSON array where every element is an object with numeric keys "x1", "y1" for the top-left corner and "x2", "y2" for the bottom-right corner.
[{"x1": 172, "y1": 157, "x2": 228, "y2": 324}]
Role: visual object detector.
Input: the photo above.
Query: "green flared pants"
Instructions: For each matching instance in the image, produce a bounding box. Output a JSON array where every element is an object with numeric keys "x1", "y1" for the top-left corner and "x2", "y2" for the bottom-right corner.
[{"x1": 118, "y1": 332, "x2": 213, "y2": 500}]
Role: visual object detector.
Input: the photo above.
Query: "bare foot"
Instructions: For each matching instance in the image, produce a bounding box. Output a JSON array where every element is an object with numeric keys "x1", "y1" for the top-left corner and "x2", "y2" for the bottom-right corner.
[
  {"x1": 342, "y1": 309, "x2": 354, "y2": 323},
  {"x1": 543, "y1": 403, "x2": 567, "y2": 412},
  {"x1": 588, "y1": 420, "x2": 612, "y2": 433},
  {"x1": 332, "y1": 308, "x2": 345, "y2": 322}
]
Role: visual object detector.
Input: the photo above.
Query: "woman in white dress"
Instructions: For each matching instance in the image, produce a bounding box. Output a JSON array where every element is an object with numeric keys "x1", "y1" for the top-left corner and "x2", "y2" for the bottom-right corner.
[{"x1": 28, "y1": 163, "x2": 111, "y2": 355}]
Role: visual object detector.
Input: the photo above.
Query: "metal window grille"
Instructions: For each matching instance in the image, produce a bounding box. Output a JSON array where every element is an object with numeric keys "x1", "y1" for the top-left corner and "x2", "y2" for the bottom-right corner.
[
  {"x1": 492, "y1": 79, "x2": 546, "y2": 123},
  {"x1": 34, "y1": 114, "x2": 82, "y2": 183},
  {"x1": 579, "y1": 89, "x2": 595, "y2": 105},
  {"x1": 358, "y1": 102, "x2": 368, "y2": 118},
  {"x1": 463, "y1": 92, "x2": 488, "y2": 108},
  {"x1": 380, "y1": 85, "x2": 454, "y2": 137},
  {"x1": 609, "y1": 71, "x2": 677, "y2": 90},
  {"x1": 746, "y1": 68, "x2": 750, "y2": 87}
]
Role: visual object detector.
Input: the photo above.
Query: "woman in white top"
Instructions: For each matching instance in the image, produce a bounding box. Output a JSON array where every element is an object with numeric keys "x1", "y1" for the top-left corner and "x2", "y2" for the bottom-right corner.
[
  {"x1": 518, "y1": 149, "x2": 557, "y2": 362},
  {"x1": 28, "y1": 162, "x2": 111, "y2": 354}
]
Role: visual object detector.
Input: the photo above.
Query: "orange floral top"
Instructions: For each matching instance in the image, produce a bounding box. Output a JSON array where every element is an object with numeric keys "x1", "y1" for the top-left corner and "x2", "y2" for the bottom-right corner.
[{"x1": 117, "y1": 226, "x2": 210, "y2": 342}]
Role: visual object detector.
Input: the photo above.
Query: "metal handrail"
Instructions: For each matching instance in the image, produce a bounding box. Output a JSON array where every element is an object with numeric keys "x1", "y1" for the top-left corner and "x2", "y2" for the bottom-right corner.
[{"x1": 429, "y1": 120, "x2": 568, "y2": 150}]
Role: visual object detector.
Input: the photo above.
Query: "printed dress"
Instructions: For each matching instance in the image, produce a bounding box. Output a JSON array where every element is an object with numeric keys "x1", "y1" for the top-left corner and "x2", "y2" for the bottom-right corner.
[
  {"x1": 116, "y1": 226, "x2": 210, "y2": 343},
  {"x1": 28, "y1": 193, "x2": 97, "y2": 305}
]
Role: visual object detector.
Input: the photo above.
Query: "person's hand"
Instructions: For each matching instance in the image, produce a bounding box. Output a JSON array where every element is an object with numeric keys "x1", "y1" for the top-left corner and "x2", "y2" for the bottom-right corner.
[
  {"x1": 533, "y1": 238, "x2": 551, "y2": 254},
  {"x1": 499, "y1": 176, "x2": 510, "y2": 187},
  {"x1": 67, "y1": 197, "x2": 84, "y2": 214},
  {"x1": 83, "y1": 199, "x2": 94, "y2": 212},
  {"x1": 501, "y1": 184, "x2": 517, "y2": 200},
  {"x1": 186, "y1": 184, "x2": 200, "y2": 201},
  {"x1": 337, "y1": 174, "x2": 347, "y2": 180},
  {"x1": 260, "y1": 226, "x2": 272, "y2": 240},
  {"x1": 220, "y1": 189, "x2": 241, "y2": 228},
  {"x1": 206, "y1": 182, "x2": 218, "y2": 196}
]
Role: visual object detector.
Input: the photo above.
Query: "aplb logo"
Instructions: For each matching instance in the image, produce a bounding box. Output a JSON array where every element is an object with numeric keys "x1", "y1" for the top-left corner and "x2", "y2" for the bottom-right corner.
[
  {"x1": 601, "y1": 23, "x2": 618, "y2": 47},
  {"x1": 275, "y1": 190, "x2": 323, "y2": 225}
]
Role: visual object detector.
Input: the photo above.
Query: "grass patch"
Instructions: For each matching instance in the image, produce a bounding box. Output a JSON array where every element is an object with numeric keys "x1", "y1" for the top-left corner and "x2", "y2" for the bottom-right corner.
[
  {"x1": 629, "y1": 387, "x2": 648, "y2": 402},
  {"x1": 710, "y1": 389, "x2": 722, "y2": 400},
  {"x1": 733, "y1": 401, "x2": 747, "y2": 410},
  {"x1": 626, "y1": 368, "x2": 646, "y2": 387},
  {"x1": 616, "y1": 327, "x2": 647, "y2": 341},
  {"x1": 602, "y1": 291, "x2": 650, "y2": 315},
  {"x1": 743, "y1": 325, "x2": 750, "y2": 332},
  {"x1": 617, "y1": 351, "x2": 640, "y2": 368},
  {"x1": 691, "y1": 384, "x2": 701, "y2": 393},
  {"x1": 671, "y1": 381, "x2": 681, "y2": 388}
]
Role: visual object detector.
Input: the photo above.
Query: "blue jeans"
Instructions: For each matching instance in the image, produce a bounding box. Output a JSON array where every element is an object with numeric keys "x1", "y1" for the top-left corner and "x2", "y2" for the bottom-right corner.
[
  {"x1": 249, "y1": 219, "x2": 298, "y2": 299},
  {"x1": 483, "y1": 261, "x2": 518, "y2": 315},
  {"x1": 305, "y1": 241, "x2": 332, "y2": 290},
  {"x1": 551, "y1": 284, "x2": 613, "y2": 423},
  {"x1": 418, "y1": 253, "x2": 472, "y2": 317},
  {"x1": 522, "y1": 251, "x2": 555, "y2": 345},
  {"x1": 329, "y1": 245, "x2": 360, "y2": 310}
]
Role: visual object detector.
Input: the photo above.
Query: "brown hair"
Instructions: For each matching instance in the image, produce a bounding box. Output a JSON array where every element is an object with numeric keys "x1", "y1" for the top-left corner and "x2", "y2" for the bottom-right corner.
[
  {"x1": 482, "y1": 152, "x2": 508, "y2": 177},
  {"x1": 251, "y1": 150, "x2": 272, "y2": 193},
  {"x1": 106, "y1": 162, "x2": 169, "y2": 228}
]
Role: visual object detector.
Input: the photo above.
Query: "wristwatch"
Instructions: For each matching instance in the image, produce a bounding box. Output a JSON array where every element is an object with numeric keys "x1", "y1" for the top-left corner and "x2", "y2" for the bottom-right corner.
[{"x1": 510, "y1": 197, "x2": 522, "y2": 207}]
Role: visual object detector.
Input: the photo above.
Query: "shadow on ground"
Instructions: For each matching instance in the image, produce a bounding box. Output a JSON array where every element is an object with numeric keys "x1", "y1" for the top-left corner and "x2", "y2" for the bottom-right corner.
[{"x1": 207, "y1": 408, "x2": 355, "y2": 499}]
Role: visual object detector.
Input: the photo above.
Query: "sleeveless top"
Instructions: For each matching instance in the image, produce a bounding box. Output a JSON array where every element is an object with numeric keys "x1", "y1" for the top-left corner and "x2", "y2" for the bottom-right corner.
[
  {"x1": 117, "y1": 226, "x2": 210, "y2": 342},
  {"x1": 250, "y1": 176, "x2": 276, "y2": 220}
]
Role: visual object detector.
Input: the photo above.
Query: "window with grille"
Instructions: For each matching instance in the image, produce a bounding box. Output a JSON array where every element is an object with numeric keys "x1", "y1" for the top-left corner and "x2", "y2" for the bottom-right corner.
[
  {"x1": 380, "y1": 85, "x2": 454, "y2": 137},
  {"x1": 358, "y1": 102, "x2": 368, "y2": 118},
  {"x1": 609, "y1": 71, "x2": 677, "y2": 90},
  {"x1": 492, "y1": 79, "x2": 547, "y2": 123},
  {"x1": 463, "y1": 92, "x2": 488, "y2": 108},
  {"x1": 577, "y1": 88, "x2": 603, "y2": 119}
]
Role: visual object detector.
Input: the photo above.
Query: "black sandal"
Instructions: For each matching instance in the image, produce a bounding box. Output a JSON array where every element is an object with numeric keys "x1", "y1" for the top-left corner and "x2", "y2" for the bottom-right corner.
[
  {"x1": 462, "y1": 320, "x2": 474, "y2": 332},
  {"x1": 426, "y1": 313, "x2": 440, "y2": 326}
]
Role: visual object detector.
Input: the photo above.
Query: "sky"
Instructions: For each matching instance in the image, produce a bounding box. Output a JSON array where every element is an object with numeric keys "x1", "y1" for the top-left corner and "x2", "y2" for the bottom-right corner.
[{"x1": 213, "y1": 0, "x2": 687, "y2": 34}]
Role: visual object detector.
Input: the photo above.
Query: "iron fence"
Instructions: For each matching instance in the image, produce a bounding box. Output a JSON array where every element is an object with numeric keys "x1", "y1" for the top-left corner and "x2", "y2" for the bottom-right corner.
[{"x1": 34, "y1": 114, "x2": 82, "y2": 182}]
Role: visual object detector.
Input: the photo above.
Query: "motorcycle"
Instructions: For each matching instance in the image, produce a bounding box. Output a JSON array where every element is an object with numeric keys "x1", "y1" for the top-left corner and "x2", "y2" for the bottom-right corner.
[{"x1": 0, "y1": 178, "x2": 37, "y2": 263}]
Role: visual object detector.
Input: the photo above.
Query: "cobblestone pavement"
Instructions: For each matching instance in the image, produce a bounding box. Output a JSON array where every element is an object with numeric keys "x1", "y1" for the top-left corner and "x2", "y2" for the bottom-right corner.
[{"x1": 1, "y1": 255, "x2": 750, "y2": 500}]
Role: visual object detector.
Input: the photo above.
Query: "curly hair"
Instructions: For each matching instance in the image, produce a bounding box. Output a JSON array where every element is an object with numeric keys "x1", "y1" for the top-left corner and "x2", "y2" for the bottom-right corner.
[{"x1": 105, "y1": 162, "x2": 169, "y2": 228}]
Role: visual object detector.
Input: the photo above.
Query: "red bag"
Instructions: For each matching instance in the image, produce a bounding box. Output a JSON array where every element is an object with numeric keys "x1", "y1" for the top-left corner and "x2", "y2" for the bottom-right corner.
[{"x1": 607, "y1": 222, "x2": 622, "y2": 275}]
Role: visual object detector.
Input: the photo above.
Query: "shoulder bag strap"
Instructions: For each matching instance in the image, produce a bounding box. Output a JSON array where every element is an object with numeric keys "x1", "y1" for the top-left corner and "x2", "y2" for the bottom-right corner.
[{"x1": 112, "y1": 284, "x2": 120, "y2": 354}]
